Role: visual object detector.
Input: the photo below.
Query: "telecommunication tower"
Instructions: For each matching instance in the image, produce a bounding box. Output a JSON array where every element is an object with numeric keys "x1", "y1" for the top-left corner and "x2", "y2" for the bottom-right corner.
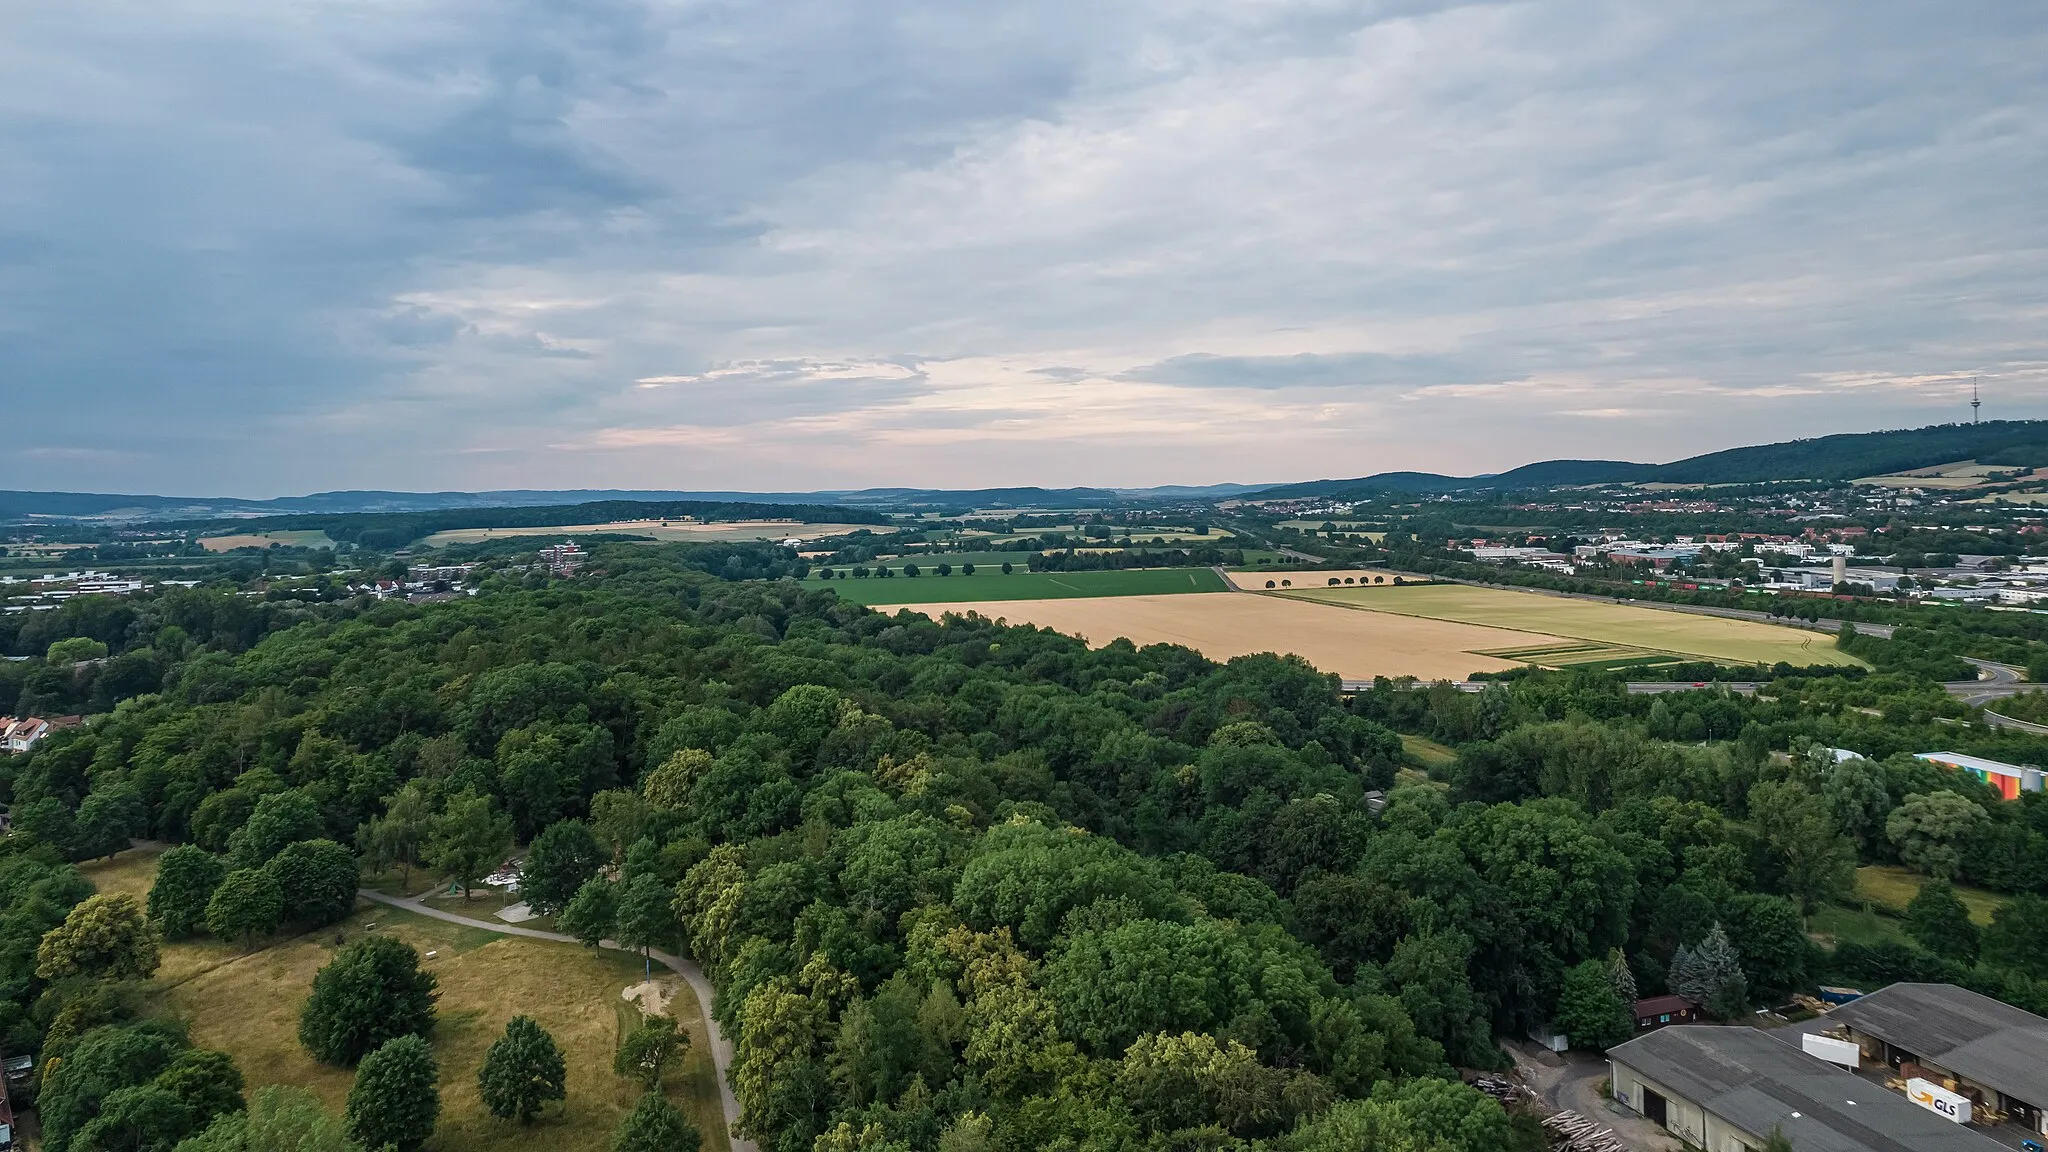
[{"x1": 1972, "y1": 377, "x2": 1982, "y2": 423}]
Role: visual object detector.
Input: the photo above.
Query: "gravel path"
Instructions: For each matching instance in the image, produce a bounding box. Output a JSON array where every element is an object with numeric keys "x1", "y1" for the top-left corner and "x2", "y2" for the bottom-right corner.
[{"x1": 358, "y1": 888, "x2": 754, "y2": 1152}]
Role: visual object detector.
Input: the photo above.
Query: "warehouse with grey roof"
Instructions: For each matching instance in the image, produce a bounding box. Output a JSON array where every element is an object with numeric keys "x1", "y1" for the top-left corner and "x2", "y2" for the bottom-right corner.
[
  {"x1": 1607, "y1": 1026, "x2": 2008, "y2": 1152},
  {"x1": 1823, "y1": 981, "x2": 2048, "y2": 1136}
]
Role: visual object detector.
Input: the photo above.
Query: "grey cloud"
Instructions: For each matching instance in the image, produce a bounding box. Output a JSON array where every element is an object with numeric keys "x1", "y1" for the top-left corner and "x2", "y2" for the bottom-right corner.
[
  {"x1": 1122, "y1": 353, "x2": 1477, "y2": 390},
  {"x1": 3, "y1": 0, "x2": 2047, "y2": 493}
]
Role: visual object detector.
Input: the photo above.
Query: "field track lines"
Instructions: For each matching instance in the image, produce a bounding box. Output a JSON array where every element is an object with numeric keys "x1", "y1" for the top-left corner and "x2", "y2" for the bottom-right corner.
[{"x1": 1264, "y1": 590, "x2": 1560, "y2": 640}]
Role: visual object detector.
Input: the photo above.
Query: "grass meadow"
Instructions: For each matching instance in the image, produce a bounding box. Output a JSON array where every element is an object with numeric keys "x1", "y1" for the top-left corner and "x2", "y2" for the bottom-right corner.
[{"x1": 1854, "y1": 863, "x2": 2005, "y2": 925}]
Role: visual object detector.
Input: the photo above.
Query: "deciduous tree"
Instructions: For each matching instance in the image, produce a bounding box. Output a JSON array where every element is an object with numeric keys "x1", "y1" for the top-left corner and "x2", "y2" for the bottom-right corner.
[
  {"x1": 560, "y1": 875, "x2": 618, "y2": 949},
  {"x1": 299, "y1": 935, "x2": 439, "y2": 1066},
  {"x1": 426, "y1": 790, "x2": 513, "y2": 899},
  {"x1": 265, "y1": 839, "x2": 358, "y2": 926},
  {"x1": 1555, "y1": 959, "x2": 1632, "y2": 1050},
  {"x1": 227, "y1": 789, "x2": 324, "y2": 869},
  {"x1": 344, "y1": 1034, "x2": 439, "y2": 1152},
  {"x1": 1905, "y1": 878, "x2": 1980, "y2": 964},
  {"x1": 148, "y1": 844, "x2": 226, "y2": 939},
  {"x1": 1887, "y1": 791, "x2": 1989, "y2": 880},
  {"x1": 1749, "y1": 781, "x2": 1855, "y2": 913},
  {"x1": 616, "y1": 873, "x2": 673, "y2": 976},
  {"x1": 478, "y1": 1015, "x2": 567, "y2": 1124},
  {"x1": 1984, "y1": 894, "x2": 2048, "y2": 979},
  {"x1": 206, "y1": 868, "x2": 283, "y2": 945},
  {"x1": 614, "y1": 1013, "x2": 688, "y2": 1089},
  {"x1": 37, "y1": 892, "x2": 161, "y2": 981},
  {"x1": 612, "y1": 1090, "x2": 701, "y2": 1152},
  {"x1": 177, "y1": 1085, "x2": 353, "y2": 1152},
  {"x1": 358, "y1": 782, "x2": 434, "y2": 887},
  {"x1": 520, "y1": 819, "x2": 606, "y2": 916}
]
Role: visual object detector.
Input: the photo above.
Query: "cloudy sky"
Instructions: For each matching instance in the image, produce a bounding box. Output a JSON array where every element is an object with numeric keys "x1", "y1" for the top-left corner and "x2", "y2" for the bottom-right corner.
[{"x1": 6, "y1": 0, "x2": 2046, "y2": 496}]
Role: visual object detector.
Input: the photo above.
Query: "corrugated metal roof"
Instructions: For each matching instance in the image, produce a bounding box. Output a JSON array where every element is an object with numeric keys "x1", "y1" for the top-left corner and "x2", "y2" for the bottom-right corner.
[
  {"x1": 1608, "y1": 1026, "x2": 2008, "y2": 1152},
  {"x1": 1829, "y1": 983, "x2": 2048, "y2": 1106},
  {"x1": 1916, "y1": 752, "x2": 2036, "y2": 779}
]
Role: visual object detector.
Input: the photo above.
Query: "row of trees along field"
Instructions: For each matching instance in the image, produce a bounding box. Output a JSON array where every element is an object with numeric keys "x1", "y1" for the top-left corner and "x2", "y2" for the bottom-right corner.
[{"x1": 5, "y1": 540, "x2": 2048, "y2": 1151}]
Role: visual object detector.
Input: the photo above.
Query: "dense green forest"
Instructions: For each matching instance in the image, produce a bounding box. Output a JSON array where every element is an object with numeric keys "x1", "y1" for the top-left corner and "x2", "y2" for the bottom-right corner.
[{"x1": 6, "y1": 542, "x2": 2048, "y2": 1152}]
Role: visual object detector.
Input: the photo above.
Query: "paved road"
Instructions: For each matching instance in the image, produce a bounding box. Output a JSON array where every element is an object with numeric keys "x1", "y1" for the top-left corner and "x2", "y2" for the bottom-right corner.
[
  {"x1": 1984, "y1": 710, "x2": 2048, "y2": 735},
  {"x1": 1411, "y1": 572, "x2": 1912, "y2": 640},
  {"x1": 359, "y1": 889, "x2": 754, "y2": 1152},
  {"x1": 1341, "y1": 670, "x2": 2033, "y2": 704},
  {"x1": 1505, "y1": 1040, "x2": 1679, "y2": 1152}
]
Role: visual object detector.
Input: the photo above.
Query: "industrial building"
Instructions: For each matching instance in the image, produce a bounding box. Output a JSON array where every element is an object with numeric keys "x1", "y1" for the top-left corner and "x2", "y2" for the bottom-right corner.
[
  {"x1": 1824, "y1": 982, "x2": 2048, "y2": 1135},
  {"x1": 1608, "y1": 1026, "x2": 2008, "y2": 1152},
  {"x1": 1915, "y1": 752, "x2": 2047, "y2": 801}
]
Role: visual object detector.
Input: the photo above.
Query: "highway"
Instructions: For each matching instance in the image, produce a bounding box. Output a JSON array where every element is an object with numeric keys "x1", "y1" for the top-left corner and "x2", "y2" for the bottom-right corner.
[{"x1": 1340, "y1": 658, "x2": 2033, "y2": 703}]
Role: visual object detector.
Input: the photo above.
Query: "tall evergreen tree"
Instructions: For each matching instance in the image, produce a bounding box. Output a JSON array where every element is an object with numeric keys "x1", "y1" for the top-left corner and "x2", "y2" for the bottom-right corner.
[{"x1": 1605, "y1": 947, "x2": 1638, "y2": 1004}]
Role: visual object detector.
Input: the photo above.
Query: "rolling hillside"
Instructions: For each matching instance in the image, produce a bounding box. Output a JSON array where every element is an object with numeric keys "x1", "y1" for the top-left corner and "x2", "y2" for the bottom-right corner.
[{"x1": 1257, "y1": 420, "x2": 2048, "y2": 497}]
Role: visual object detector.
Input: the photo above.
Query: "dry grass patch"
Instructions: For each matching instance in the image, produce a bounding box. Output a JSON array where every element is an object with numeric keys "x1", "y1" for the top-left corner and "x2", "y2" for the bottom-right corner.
[
  {"x1": 89, "y1": 851, "x2": 726, "y2": 1152},
  {"x1": 79, "y1": 847, "x2": 161, "y2": 903},
  {"x1": 165, "y1": 907, "x2": 728, "y2": 1152}
]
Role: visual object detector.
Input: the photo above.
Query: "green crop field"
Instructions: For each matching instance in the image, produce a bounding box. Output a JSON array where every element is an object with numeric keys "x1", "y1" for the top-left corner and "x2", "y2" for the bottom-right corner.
[
  {"x1": 805, "y1": 566, "x2": 1229, "y2": 606},
  {"x1": 1284, "y1": 583, "x2": 1865, "y2": 667}
]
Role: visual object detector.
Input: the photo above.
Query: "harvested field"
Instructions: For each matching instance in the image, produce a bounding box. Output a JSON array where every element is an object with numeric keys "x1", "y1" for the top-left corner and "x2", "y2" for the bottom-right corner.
[
  {"x1": 1286, "y1": 584, "x2": 1863, "y2": 667},
  {"x1": 420, "y1": 519, "x2": 876, "y2": 547},
  {"x1": 887, "y1": 593, "x2": 1570, "y2": 680}
]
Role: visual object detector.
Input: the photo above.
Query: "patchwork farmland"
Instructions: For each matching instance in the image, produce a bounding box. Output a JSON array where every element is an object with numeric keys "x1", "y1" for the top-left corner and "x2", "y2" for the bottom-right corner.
[{"x1": 877, "y1": 571, "x2": 1862, "y2": 679}]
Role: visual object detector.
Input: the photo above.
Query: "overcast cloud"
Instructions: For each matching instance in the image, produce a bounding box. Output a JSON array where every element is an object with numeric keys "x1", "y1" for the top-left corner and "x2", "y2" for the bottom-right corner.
[{"x1": 4, "y1": 0, "x2": 2046, "y2": 495}]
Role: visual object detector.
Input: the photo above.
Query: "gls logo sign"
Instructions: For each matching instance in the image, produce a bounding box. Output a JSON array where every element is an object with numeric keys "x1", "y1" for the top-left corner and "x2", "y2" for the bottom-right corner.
[
  {"x1": 1914, "y1": 1090, "x2": 1961, "y2": 1120},
  {"x1": 1907, "y1": 1079, "x2": 1971, "y2": 1124}
]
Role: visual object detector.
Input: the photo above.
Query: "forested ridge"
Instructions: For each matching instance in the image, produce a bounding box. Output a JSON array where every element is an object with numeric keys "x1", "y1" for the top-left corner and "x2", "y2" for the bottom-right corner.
[{"x1": 6, "y1": 543, "x2": 2048, "y2": 1152}]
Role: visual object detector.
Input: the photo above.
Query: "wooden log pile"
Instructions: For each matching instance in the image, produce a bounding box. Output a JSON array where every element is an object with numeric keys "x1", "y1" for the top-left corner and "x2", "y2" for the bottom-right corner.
[
  {"x1": 1542, "y1": 1110, "x2": 1631, "y2": 1152},
  {"x1": 1471, "y1": 1073, "x2": 1534, "y2": 1106}
]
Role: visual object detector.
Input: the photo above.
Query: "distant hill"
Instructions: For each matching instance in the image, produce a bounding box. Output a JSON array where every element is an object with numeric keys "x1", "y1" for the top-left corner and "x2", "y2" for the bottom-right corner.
[
  {"x1": 1653, "y1": 421, "x2": 2048, "y2": 483},
  {"x1": 1255, "y1": 420, "x2": 2048, "y2": 497}
]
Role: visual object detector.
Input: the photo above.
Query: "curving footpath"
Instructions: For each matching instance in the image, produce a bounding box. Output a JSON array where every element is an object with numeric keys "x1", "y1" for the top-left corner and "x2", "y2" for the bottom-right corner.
[{"x1": 357, "y1": 888, "x2": 755, "y2": 1152}]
